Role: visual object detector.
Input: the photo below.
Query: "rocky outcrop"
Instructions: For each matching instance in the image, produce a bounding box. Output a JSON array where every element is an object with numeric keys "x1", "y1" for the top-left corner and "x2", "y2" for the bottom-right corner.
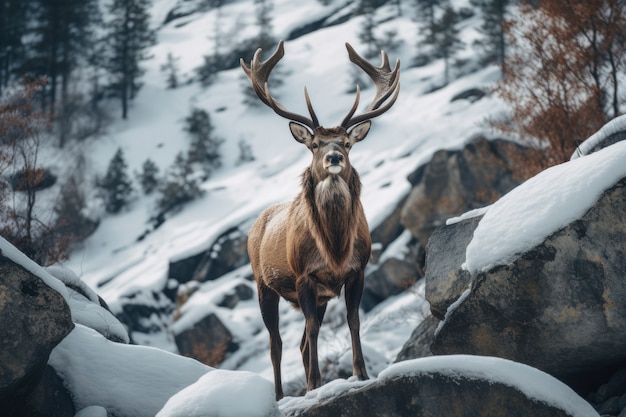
[
  {"x1": 283, "y1": 356, "x2": 597, "y2": 417},
  {"x1": 430, "y1": 176, "x2": 626, "y2": 390},
  {"x1": 174, "y1": 313, "x2": 238, "y2": 366},
  {"x1": 167, "y1": 226, "x2": 249, "y2": 291},
  {"x1": 0, "y1": 255, "x2": 74, "y2": 415},
  {"x1": 424, "y1": 215, "x2": 481, "y2": 319},
  {"x1": 394, "y1": 314, "x2": 439, "y2": 362},
  {"x1": 362, "y1": 231, "x2": 423, "y2": 311},
  {"x1": 400, "y1": 136, "x2": 540, "y2": 248}
]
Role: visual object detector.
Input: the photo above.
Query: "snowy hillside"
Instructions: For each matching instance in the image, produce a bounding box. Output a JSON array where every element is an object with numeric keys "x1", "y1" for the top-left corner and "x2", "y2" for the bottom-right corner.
[{"x1": 58, "y1": 0, "x2": 504, "y2": 396}]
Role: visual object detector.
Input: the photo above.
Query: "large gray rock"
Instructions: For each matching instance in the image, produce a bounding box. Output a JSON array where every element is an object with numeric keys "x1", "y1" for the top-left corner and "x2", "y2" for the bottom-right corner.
[
  {"x1": 0, "y1": 254, "x2": 74, "y2": 414},
  {"x1": 424, "y1": 215, "x2": 481, "y2": 319},
  {"x1": 284, "y1": 356, "x2": 598, "y2": 417},
  {"x1": 394, "y1": 314, "x2": 439, "y2": 362},
  {"x1": 174, "y1": 312, "x2": 238, "y2": 366},
  {"x1": 432, "y1": 178, "x2": 626, "y2": 388},
  {"x1": 400, "y1": 136, "x2": 540, "y2": 248}
]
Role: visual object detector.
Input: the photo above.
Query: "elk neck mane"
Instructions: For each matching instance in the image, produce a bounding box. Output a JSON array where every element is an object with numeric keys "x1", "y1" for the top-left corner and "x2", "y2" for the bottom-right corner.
[{"x1": 301, "y1": 166, "x2": 362, "y2": 272}]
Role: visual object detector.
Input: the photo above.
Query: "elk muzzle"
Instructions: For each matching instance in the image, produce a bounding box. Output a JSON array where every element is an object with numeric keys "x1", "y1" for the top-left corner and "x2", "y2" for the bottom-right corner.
[{"x1": 324, "y1": 151, "x2": 345, "y2": 174}]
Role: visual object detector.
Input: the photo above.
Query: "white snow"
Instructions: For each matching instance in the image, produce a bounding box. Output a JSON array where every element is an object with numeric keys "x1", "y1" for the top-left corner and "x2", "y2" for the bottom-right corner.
[
  {"x1": 464, "y1": 140, "x2": 626, "y2": 274},
  {"x1": 49, "y1": 324, "x2": 211, "y2": 417},
  {"x1": 156, "y1": 369, "x2": 283, "y2": 417},
  {"x1": 571, "y1": 114, "x2": 626, "y2": 160}
]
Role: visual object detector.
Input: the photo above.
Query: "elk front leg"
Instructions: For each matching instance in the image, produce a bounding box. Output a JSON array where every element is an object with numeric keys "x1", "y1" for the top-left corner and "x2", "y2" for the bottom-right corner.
[
  {"x1": 300, "y1": 304, "x2": 327, "y2": 385},
  {"x1": 297, "y1": 275, "x2": 322, "y2": 391},
  {"x1": 345, "y1": 270, "x2": 368, "y2": 380},
  {"x1": 258, "y1": 283, "x2": 284, "y2": 400}
]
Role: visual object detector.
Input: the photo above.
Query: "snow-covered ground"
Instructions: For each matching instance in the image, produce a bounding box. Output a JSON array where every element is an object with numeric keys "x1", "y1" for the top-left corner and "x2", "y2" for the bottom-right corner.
[{"x1": 18, "y1": 0, "x2": 620, "y2": 415}]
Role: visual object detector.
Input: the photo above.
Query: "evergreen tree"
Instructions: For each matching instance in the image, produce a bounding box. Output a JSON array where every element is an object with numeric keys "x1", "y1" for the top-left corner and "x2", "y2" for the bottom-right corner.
[
  {"x1": 24, "y1": 0, "x2": 101, "y2": 117},
  {"x1": 184, "y1": 108, "x2": 223, "y2": 178},
  {"x1": 236, "y1": 139, "x2": 255, "y2": 165},
  {"x1": 415, "y1": 0, "x2": 443, "y2": 46},
  {"x1": 157, "y1": 152, "x2": 203, "y2": 214},
  {"x1": 358, "y1": 0, "x2": 379, "y2": 59},
  {"x1": 161, "y1": 52, "x2": 180, "y2": 89},
  {"x1": 104, "y1": 0, "x2": 156, "y2": 119},
  {"x1": 472, "y1": 0, "x2": 509, "y2": 68},
  {"x1": 254, "y1": 0, "x2": 275, "y2": 52},
  {"x1": 137, "y1": 158, "x2": 160, "y2": 194},
  {"x1": 0, "y1": 0, "x2": 28, "y2": 95},
  {"x1": 99, "y1": 147, "x2": 134, "y2": 213},
  {"x1": 431, "y1": 6, "x2": 463, "y2": 85}
]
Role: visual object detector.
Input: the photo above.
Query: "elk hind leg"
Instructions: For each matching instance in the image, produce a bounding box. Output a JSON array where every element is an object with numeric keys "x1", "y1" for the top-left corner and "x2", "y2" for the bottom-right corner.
[{"x1": 258, "y1": 283, "x2": 284, "y2": 400}]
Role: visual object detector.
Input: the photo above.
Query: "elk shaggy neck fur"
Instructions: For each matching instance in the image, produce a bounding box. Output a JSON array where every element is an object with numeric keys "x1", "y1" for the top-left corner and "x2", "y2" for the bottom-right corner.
[{"x1": 303, "y1": 167, "x2": 362, "y2": 274}]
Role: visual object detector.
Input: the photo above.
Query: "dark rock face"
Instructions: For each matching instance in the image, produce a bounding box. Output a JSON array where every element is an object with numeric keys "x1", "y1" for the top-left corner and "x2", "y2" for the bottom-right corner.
[
  {"x1": 13, "y1": 365, "x2": 75, "y2": 417},
  {"x1": 394, "y1": 314, "x2": 439, "y2": 362},
  {"x1": 363, "y1": 238, "x2": 423, "y2": 312},
  {"x1": 424, "y1": 215, "x2": 481, "y2": 319},
  {"x1": 285, "y1": 364, "x2": 586, "y2": 417},
  {"x1": 432, "y1": 178, "x2": 626, "y2": 388},
  {"x1": 167, "y1": 226, "x2": 249, "y2": 291},
  {"x1": 400, "y1": 136, "x2": 539, "y2": 248},
  {"x1": 0, "y1": 255, "x2": 74, "y2": 414},
  {"x1": 174, "y1": 313, "x2": 238, "y2": 367}
]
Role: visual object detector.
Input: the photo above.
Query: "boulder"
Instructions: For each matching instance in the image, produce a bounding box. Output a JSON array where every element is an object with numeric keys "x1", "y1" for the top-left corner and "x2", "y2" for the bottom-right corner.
[
  {"x1": 167, "y1": 226, "x2": 250, "y2": 296},
  {"x1": 424, "y1": 215, "x2": 481, "y2": 319},
  {"x1": 283, "y1": 356, "x2": 598, "y2": 417},
  {"x1": 174, "y1": 313, "x2": 238, "y2": 366},
  {"x1": 13, "y1": 365, "x2": 75, "y2": 417},
  {"x1": 400, "y1": 136, "x2": 540, "y2": 248},
  {"x1": 0, "y1": 254, "x2": 74, "y2": 414},
  {"x1": 362, "y1": 231, "x2": 423, "y2": 312},
  {"x1": 432, "y1": 178, "x2": 626, "y2": 390},
  {"x1": 394, "y1": 314, "x2": 439, "y2": 362}
]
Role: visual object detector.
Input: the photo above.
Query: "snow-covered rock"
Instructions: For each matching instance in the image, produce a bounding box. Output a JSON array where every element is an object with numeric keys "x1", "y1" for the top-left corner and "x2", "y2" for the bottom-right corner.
[{"x1": 427, "y1": 139, "x2": 626, "y2": 391}]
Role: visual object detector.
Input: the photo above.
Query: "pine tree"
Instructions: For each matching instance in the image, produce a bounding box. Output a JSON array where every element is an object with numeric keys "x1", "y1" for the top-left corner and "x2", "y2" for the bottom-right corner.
[
  {"x1": 184, "y1": 108, "x2": 223, "y2": 178},
  {"x1": 99, "y1": 147, "x2": 134, "y2": 213},
  {"x1": 138, "y1": 158, "x2": 160, "y2": 194},
  {"x1": 254, "y1": 0, "x2": 275, "y2": 52},
  {"x1": 0, "y1": 0, "x2": 28, "y2": 95},
  {"x1": 24, "y1": 0, "x2": 101, "y2": 118},
  {"x1": 236, "y1": 139, "x2": 255, "y2": 165},
  {"x1": 161, "y1": 52, "x2": 180, "y2": 89},
  {"x1": 157, "y1": 152, "x2": 203, "y2": 214},
  {"x1": 431, "y1": 6, "x2": 464, "y2": 85},
  {"x1": 105, "y1": 0, "x2": 156, "y2": 119},
  {"x1": 358, "y1": 0, "x2": 379, "y2": 59},
  {"x1": 472, "y1": 0, "x2": 509, "y2": 68}
]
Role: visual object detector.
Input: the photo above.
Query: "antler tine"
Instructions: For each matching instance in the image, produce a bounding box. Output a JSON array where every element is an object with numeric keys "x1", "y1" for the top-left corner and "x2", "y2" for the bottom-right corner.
[
  {"x1": 341, "y1": 43, "x2": 400, "y2": 130},
  {"x1": 340, "y1": 84, "x2": 361, "y2": 128},
  {"x1": 240, "y1": 40, "x2": 319, "y2": 130}
]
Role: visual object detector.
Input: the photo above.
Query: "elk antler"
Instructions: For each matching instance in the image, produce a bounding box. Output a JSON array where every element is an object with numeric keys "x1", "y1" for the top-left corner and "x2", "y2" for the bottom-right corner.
[
  {"x1": 341, "y1": 43, "x2": 400, "y2": 130},
  {"x1": 240, "y1": 40, "x2": 320, "y2": 130}
]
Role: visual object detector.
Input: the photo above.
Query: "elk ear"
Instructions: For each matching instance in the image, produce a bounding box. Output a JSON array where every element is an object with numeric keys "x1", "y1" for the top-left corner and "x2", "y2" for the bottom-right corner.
[
  {"x1": 348, "y1": 120, "x2": 371, "y2": 143},
  {"x1": 289, "y1": 121, "x2": 314, "y2": 145}
]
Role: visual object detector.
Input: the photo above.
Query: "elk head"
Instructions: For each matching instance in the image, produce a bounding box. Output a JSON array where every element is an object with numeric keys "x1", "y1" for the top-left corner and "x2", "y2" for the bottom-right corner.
[{"x1": 240, "y1": 40, "x2": 400, "y2": 176}]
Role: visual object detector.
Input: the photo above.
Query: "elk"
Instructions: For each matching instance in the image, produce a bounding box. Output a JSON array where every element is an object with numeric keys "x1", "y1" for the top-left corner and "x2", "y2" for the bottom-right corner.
[{"x1": 241, "y1": 40, "x2": 400, "y2": 400}]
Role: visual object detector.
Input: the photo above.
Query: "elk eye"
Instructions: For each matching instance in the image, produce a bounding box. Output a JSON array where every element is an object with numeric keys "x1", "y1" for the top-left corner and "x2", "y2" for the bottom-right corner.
[
  {"x1": 344, "y1": 142, "x2": 351, "y2": 148},
  {"x1": 311, "y1": 143, "x2": 319, "y2": 149}
]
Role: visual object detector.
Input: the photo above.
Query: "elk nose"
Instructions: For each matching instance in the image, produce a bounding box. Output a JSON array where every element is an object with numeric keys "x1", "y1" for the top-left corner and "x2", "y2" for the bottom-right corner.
[{"x1": 326, "y1": 153, "x2": 343, "y2": 165}]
